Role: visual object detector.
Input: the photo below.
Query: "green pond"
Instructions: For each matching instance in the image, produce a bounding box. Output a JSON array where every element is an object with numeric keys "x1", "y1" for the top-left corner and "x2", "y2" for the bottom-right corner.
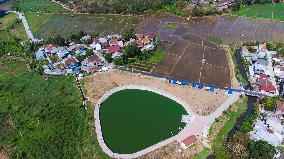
[{"x1": 99, "y1": 89, "x2": 188, "y2": 154}]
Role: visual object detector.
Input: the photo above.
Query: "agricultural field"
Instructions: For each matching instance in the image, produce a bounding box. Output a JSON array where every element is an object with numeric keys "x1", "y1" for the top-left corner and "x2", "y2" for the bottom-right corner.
[
  {"x1": 16, "y1": 0, "x2": 69, "y2": 13},
  {"x1": 235, "y1": 3, "x2": 284, "y2": 21},
  {"x1": 0, "y1": 13, "x2": 28, "y2": 42},
  {"x1": 33, "y1": 14, "x2": 144, "y2": 39}
]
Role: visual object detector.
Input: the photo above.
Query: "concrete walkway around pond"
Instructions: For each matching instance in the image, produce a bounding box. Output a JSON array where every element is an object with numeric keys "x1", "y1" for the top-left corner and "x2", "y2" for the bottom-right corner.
[{"x1": 94, "y1": 84, "x2": 240, "y2": 159}]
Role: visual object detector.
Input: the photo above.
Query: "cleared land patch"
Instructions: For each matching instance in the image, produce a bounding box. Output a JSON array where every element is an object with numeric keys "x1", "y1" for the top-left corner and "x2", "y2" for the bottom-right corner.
[
  {"x1": 84, "y1": 70, "x2": 228, "y2": 116},
  {"x1": 99, "y1": 89, "x2": 187, "y2": 154}
]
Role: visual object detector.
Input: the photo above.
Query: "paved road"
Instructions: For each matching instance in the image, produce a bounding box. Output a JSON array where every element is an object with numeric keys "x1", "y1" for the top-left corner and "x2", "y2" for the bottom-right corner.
[
  {"x1": 7, "y1": 11, "x2": 41, "y2": 42},
  {"x1": 115, "y1": 66, "x2": 273, "y2": 97}
]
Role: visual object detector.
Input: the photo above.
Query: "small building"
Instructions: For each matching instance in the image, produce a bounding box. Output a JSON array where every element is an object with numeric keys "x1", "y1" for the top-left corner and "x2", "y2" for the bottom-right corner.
[
  {"x1": 80, "y1": 35, "x2": 91, "y2": 41},
  {"x1": 180, "y1": 135, "x2": 198, "y2": 149},
  {"x1": 218, "y1": 0, "x2": 235, "y2": 10},
  {"x1": 107, "y1": 45, "x2": 121, "y2": 54},
  {"x1": 81, "y1": 55, "x2": 103, "y2": 73},
  {"x1": 36, "y1": 48, "x2": 46, "y2": 60}
]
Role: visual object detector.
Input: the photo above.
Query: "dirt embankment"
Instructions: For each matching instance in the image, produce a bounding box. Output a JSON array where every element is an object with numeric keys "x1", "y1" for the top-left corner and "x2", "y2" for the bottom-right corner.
[{"x1": 83, "y1": 70, "x2": 228, "y2": 116}]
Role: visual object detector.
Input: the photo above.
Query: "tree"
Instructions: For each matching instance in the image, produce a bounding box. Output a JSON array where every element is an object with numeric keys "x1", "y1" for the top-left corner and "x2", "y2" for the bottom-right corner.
[
  {"x1": 122, "y1": 28, "x2": 136, "y2": 41},
  {"x1": 85, "y1": 49, "x2": 94, "y2": 57},
  {"x1": 104, "y1": 53, "x2": 113, "y2": 63},
  {"x1": 226, "y1": 132, "x2": 250, "y2": 158},
  {"x1": 248, "y1": 140, "x2": 276, "y2": 159},
  {"x1": 122, "y1": 45, "x2": 142, "y2": 64},
  {"x1": 262, "y1": 97, "x2": 277, "y2": 112},
  {"x1": 46, "y1": 35, "x2": 65, "y2": 46}
]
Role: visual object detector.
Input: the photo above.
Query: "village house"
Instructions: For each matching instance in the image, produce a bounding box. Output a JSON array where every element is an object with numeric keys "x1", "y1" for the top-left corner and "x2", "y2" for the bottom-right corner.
[
  {"x1": 180, "y1": 135, "x2": 198, "y2": 149},
  {"x1": 36, "y1": 48, "x2": 46, "y2": 60},
  {"x1": 218, "y1": 0, "x2": 235, "y2": 10},
  {"x1": 81, "y1": 55, "x2": 103, "y2": 73},
  {"x1": 64, "y1": 57, "x2": 80, "y2": 73},
  {"x1": 250, "y1": 117, "x2": 284, "y2": 147}
]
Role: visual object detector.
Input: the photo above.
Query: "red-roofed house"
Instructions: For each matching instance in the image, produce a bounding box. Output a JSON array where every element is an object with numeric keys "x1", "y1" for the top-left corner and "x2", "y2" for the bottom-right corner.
[
  {"x1": 260, "y1": 85, "x2": 277, "y2": 94},
  {"x1": 259, "y1": 73, "x2": 269, "y2": 79},
  {"x1": 136, "y1": 40, "x2": 144, "y2": 47},
  {"x1": 81, "y1": 55, "x2": 103, "y2": 73},
  {"x1": 92, "y1": 38, "x2": 99, "y2": 44},
  {"x1": 43, "y1": 44, "x2": 58, "y2": 53},
  {"x1": 180, "y1": 135, "x2": 198, "y2": 149},
  {"x1": 65, "y1": 58, "x2": 77, "y2": 66},
  {"x1": 107, "y1": 46, "x2": 121, "y2": 54},
  {"x1": 109, "y1": 38, "x2": 119, "y2": 46},
  {"x1": 148, "y1": 33, "x2": 156, "y2": 39},
  {"x1": 135, "y1": 34, "x2": 144, "y2": 40},
  {"x1": 142, "y1": 37, "x2": 150, "y2": 44}
]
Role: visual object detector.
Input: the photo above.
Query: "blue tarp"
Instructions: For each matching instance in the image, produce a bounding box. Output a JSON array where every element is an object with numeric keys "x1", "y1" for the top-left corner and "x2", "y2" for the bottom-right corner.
[
  {"x1": 191, "y1": 83, "x2": 197, "y2": 87},
  {"x1": 198, "y1": 85, "x2": 203, "y2": 90},
  {"x1": 169, "y1": 80, "x2": 178, "y2": 84},
  {"x1": 180, "y1": 81, "x2": 189, "y2": 85},
  {"x1": 228, "y1": 89, "x2": 233, "y2": 95},
  {"x1": 210, "y1": 87, "x2": 215, "y2": 92}
]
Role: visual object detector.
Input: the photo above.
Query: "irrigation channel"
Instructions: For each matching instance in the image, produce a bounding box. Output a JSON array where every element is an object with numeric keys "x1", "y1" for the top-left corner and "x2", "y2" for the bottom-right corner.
[
  {"x1": 227, "y1": 50, "x2": 258, "y2": 138},
  {"x1": 208, "y1": 49, "x2": 258, "y2": 158}
]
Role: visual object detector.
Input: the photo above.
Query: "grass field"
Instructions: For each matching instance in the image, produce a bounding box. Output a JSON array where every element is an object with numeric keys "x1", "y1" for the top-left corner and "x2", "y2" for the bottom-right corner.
[
  {"x1": 0, "y1": 13, "x2": 28, "y2": 42},
  {"x1": 25, "y1": 12, "x2": 53, "y2": 34},
  {"x1": 99, "y1": 89, "x2": 187, "y2": 154},
  {"x1": 17, "y1": 0, "x2": 69, "y2": 13},
  {"x1": 235, "y1": 3, "x2": 284, "y2": 21},
  {"x1": 32, "y1": 14, "x2": 143, "y2": 39}
]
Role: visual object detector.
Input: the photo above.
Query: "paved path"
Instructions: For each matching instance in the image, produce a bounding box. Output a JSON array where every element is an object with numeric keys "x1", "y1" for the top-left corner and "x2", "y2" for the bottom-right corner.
[{"x1": 7, "y1": 11, "x2": 41, "y2": 42}]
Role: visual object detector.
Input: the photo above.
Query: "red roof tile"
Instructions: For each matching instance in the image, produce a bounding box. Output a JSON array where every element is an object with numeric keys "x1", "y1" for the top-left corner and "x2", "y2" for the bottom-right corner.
[
  {"x1": 181, "y1": 135, "x2": 198, "y2": 147},
  {"x1": 260, "y1": 85, "x2": 276, "y2": 93},
  {"x1": 65, "y1": 58, "x2": 77, "y2": 66},
  {"x1": 136, "y1": 40, "x2": 144, "y2": 47},
  {"x1": 87, "y1": 55, "x2": 101, "y2": 63},
  {"x1": 259, "y1": 73, "x2": 268, "y2": 79},
  {"x1": 107, "y1": 46, "x2": 121, "y2": 54}
]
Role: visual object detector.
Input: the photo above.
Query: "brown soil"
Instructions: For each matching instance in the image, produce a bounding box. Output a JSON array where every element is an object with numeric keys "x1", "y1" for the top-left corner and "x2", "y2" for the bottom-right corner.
[{"x1": 83, "y1": 70, "x2": 229, "y2": 116}]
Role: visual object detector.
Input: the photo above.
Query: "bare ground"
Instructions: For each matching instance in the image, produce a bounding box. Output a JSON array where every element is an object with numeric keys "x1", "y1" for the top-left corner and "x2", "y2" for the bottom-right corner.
[{"x1": 83, "y1": 70, "x2": 229, "y2": 116}]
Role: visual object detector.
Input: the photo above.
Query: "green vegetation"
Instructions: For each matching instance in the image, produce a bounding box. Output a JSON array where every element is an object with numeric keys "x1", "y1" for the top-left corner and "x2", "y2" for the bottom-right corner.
[
  {"x1": 165, "y1": 22, "x2": 177, "y2": 29},
  {"x1": 209, "y1": 36, "x2": 223, "y2": 45},
  {"x1": 0, "y1": 13, "x2": 28, "y2": 42},
  {"x1": 193, "y1": 96, "x2": 248, "y2": 159},
  {"x1": 226, "y1": 132, "x2": 276, "y2": 159},
  {"x1": 248, "y1": 140, "x2": 276, "y2": 159},
  {"x1": 25, "y1": 12, "x2": 53, "y2": 33},
  {"x1": 99, "y1": 89, "x2": 188, "y2": 154},
  {"x1": 237, "y1": 103, "x2": 259, "y2": 133},
  {"x1": 229, "y1": 44, "x2": 248, "y2": 84},
  {"x1": 261, "y1": 97, "x2": 278, "y2": 112},
  {"x1": 15, "y1": 0, "x2": 69, "y2": 13},
  {"x1": 0, "y1": 39, "x2": 29, "y2": 56},
  {"x1": 235, "y1": 3, "x2": 284, "y2": 21},
  {"x1": 0, "y1": 58, "x2": 83, "y2": 158}
]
